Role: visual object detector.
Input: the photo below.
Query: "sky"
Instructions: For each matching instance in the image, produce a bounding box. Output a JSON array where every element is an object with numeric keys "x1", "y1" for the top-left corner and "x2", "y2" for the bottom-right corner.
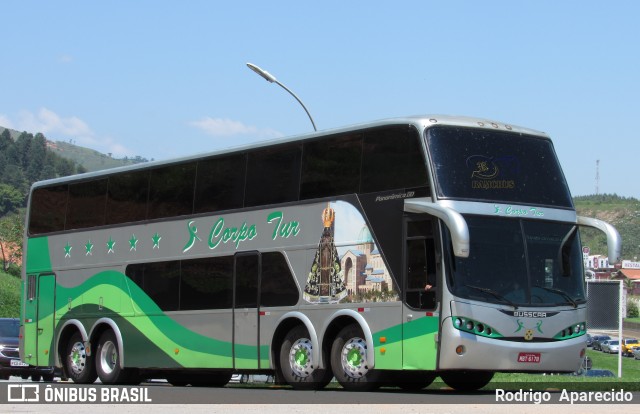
[{"x1": 1, "y1": 1, "x2": 638, "y2": 199}]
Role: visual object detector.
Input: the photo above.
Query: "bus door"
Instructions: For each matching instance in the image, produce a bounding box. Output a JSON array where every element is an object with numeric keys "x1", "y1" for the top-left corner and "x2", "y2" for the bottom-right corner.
[
  {"x1": 23, "y1": 273, "x2": 56, "y2": 367},
  {"x1": 233, "y1": 252, "x2": 261, "y2": 369},
  {"x1": 402, "y1": 218, "x2": 439, "y2": 370}
]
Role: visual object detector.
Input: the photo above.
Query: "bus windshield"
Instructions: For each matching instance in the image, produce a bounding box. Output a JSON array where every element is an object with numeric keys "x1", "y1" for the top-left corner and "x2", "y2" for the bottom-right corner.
[
  {"x1": 426, "y1": 126, "x2": 573, "y2": 208},
  {"x1": 447, "y1": 216, "x2": 586, "y2": 307}
]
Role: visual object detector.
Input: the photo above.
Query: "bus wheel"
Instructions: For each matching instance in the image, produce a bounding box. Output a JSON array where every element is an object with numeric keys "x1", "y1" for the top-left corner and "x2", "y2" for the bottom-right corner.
[
  {"x1": 64, "y1": 332, "x2": 97, "y2": 384},
  {"x1": 330, "y1": 324, "x2": 380, "y2": 391},
  {"x1": 189, "y1": 372, "x2": 233, "y2": 387},
  {"x1": 96, "y1": 330, "x2": 134, "y2": 384},
  {"x1": 280, "y1": 325, "x2": 332, "y2": 390},
  {"x1": 393, "y1": 371, "x2": 436, "y2": 391},
  {"x1": 440, "y1": 370, "x2": 494, "y2": 391}
]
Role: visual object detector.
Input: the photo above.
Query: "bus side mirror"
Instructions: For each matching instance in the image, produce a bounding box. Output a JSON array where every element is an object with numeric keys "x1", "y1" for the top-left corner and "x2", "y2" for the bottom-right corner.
[
  {"x1": 576, "y1": 216, "x2": 622, "y2": 265},
  {"x1": 404, "y1": 199, "x2": 470, "y2": 258}
]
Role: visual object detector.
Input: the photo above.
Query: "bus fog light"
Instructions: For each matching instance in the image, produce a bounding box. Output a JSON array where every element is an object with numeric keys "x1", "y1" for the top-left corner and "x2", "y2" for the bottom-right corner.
[{"x1": 455, "y1": 345, "x2": 465, "y2": 355}]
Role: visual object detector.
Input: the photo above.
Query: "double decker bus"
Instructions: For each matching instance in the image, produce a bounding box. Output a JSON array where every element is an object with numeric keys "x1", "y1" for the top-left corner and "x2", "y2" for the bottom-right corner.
[{"x1": 20, "y1": 115, "x2": 621, "y2": 391}]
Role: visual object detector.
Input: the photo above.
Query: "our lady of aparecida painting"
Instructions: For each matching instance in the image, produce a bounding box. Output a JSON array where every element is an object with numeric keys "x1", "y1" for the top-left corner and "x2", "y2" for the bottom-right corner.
[{"x1": 303, "y1": 203, "x2": 347, "y2": 303}]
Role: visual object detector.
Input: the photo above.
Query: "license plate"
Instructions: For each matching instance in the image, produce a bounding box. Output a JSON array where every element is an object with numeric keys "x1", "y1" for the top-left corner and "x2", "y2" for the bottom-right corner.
[
  {"x1": 10, "y1": 359, "x2": 29, "y2": 367},
  {"x1": 517, "y1": 352, "x2": 541, "y2": 363}
]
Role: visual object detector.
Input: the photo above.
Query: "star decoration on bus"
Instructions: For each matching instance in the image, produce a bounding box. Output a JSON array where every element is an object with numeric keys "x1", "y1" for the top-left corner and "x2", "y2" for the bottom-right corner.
[
  {"x1": 85, "y1": 240, "x2": 94, "y2": 256},
  {"x1": 64, "y1": 242, "x2": 72, "y2": 258},
  {"x1": 152, "y1": 232, "x2": 162, "y2": 249},
  {"x1": 129, "y1": 234, "x2": 139, "y2": 251},
  {"x1": 106, "y1": 237, "x2": 116, "y2": 254}
]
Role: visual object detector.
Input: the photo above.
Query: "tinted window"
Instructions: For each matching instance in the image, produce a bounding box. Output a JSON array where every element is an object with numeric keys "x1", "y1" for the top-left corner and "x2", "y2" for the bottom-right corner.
[
  {"x1": 129, "y1": 261, "x2": 180, "y2": 311},
  {"x1": 29, "y1": 184, "x2": 68, "y2": 234},
  {"x1": 426, "y1": 126, "x2": 573, "y2": 207},
  {"x1": 245, "y1": 145, "x2": 301, "y2": 207},
  {"x1": 235, "y1": 253, "x2": 259, "y2": 308},
  {"x1": 261, "y1": 252, "x2": 299, "y2": 307},
  {"x1": 447, "y1": 217, "x2": 584, "y2": 306},
  {"x1": 361, "y1": 126, "x2": 427, "y2": 193},
  {"x1": 194, "y1": 154, "x2": 246, "y2": 213},
  {"x1": 181, "y1": 256, "x2": 233, "y2": 310},
  {"x1": 301, "y1": 133, "x2": 362, "y2": 200},
  {"x1": 148, "y1": 163, "x2": 196, "y2": 219},
  {"x1": 106, "y1": 171, "x2": 149, "y2": 225},
  {"x1": 66, "y1": 179, "x2": 108, "y2": 230}
]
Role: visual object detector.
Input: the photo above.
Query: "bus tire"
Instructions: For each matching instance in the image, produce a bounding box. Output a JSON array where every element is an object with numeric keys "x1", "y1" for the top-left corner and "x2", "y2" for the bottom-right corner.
[
  {"x1": 279, "y1": 325, "x2": 332, "y2": 390},
  {"x1": 189, "y1": 372, "x2": 233, "y2": 387},
  {"x1": 95, "y1": 330, "x2": 134, "y2": 384},
  {"x1": 330, "y1": 324, "x2": 381, "y2": 392},
  {"x1": 64, "y1": 332, "x2": 97, "y2": 384},
  {"x1": 440, "y1": 370, "x2": 494, "y2": 391},
  {"x1": 167, "y1": 374, "x2": 190, "y2": 386},
  {"x1": 390, "y1": 370, "x2": 436, "y2": 390}
]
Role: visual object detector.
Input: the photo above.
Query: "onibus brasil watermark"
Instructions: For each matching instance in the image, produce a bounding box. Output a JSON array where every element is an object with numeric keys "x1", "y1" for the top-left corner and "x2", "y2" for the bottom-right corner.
[
  {"x1": 7, "y1": 384, "x2": 152, "y2": 403},
  {"x1": 495, "y1": 388, "x2": 634, "y2": 404}
]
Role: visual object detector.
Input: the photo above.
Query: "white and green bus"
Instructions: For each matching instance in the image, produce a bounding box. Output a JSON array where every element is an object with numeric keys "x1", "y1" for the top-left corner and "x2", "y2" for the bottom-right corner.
[{"x1": 20, "y1": 115, "x2": 621, "y2": 391}]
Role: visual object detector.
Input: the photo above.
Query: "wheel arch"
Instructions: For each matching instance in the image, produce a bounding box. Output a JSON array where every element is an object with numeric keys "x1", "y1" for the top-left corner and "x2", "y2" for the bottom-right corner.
[
  {"x1": 323, "y1": 310, "x2": 375, "y2": 369},
  {"x1": 88, "y1": 318, "x2": 125, "y2": 369},
  {"x1": 56, "y1": 320, "x2": 89, "y2": 369},
  {"x1": 272, "y1": 312, "x2": 320, "y2": 370}
]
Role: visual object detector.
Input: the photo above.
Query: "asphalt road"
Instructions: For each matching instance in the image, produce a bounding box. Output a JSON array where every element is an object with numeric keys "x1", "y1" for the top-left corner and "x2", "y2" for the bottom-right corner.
[{"x1": 1, "y1": 377, "x2": 639, "y2": 413}]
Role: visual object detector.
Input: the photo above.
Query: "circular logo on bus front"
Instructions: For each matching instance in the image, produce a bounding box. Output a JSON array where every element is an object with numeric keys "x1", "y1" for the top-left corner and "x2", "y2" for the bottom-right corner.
[{"x1": 524, "y1": 329, "x2": 534, "y2": 341}]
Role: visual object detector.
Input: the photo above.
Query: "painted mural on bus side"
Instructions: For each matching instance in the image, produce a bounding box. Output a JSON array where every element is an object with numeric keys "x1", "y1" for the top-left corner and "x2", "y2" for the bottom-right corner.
[{"x1": 303, "y1": 201, "x2": 397, "y2": 304}]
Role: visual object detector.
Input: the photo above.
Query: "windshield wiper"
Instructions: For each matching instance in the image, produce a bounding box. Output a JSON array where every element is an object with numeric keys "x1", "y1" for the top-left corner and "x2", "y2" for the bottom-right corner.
[
  {"x1": 534, "y1": 285, "x2": 578, "y2": 308},
  {"x1": 464, "y1": 284, "x2": 518, "y2": 310}
]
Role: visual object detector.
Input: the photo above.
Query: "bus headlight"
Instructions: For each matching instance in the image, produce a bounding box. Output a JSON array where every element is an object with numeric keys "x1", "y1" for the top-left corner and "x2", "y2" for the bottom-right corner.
[
  {"x1": 451, "y1": 316, "x2": 502, "y2": 339},
  {"x1": 553, "y1": 322, "x2": 587, "y2": 340}
]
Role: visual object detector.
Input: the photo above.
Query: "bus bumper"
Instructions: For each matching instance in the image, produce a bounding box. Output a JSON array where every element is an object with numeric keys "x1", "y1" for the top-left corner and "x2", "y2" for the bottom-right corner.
[{"x1": 438, "y1": 319, "x2": 585, "y2": 372}]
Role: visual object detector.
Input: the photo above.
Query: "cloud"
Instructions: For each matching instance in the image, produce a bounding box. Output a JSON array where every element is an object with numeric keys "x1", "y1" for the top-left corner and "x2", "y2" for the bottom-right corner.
[
  {"x1": 19, "y1": 108, "x2": 93, "y2": 138},
  {"x1": 190, "y1": 117, "x2": 283, "y2": 139},
  {"x1": 3, "y1": 108, "x2": 132, "y2": 157}
]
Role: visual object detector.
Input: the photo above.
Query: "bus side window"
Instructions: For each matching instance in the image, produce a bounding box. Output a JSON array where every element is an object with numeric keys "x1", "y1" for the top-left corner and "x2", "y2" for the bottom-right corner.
[{"x1": 406, "y1": 220, "x2": 437, "y2": 310}]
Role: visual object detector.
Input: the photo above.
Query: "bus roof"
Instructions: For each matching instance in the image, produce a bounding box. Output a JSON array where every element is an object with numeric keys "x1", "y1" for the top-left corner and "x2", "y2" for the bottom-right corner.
[{"x1": 30, "y1": 114, "x2": 549, "y2": 189}]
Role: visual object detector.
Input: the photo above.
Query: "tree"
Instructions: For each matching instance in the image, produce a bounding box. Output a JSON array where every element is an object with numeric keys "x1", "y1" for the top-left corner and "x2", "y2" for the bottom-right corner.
[
  {"x1": 13, "y1": 132, "x2": 33, "y2": 169},
  {"x1": 0, "y1": 129, "x2": 12, "y2": 152},
  {"x1": 1, "y1": 165, "x2": 28, "y2": 198},
  {"x1": 0, "y1": 211, "x2": 24, "y2": 272},
  {"x1": 26, "y1": 133, "x2": 47, "y2": 182},
  {"x1": 0, "y1": 184, "x2": 23, "y2": 216}
]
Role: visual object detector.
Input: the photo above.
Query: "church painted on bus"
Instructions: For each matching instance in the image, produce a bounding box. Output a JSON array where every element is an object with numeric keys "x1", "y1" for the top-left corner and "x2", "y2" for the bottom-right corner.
[{"x1": 340, "y1": 225, "x2": 396, "y2": 299}]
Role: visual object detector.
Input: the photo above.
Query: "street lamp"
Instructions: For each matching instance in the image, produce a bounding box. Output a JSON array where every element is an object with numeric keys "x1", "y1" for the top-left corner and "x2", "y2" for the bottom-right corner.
[{"x1": 246, "y1": 62, "x2": 317, "y2": 132}]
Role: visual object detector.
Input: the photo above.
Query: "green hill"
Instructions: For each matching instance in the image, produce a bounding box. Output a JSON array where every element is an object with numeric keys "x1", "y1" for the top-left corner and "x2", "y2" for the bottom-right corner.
[
  {"x1": 46, "y1": 140, "x2": 148, "y2": 172},
  {"x1": 574, "y1": 194, "x2": 640, "y2": 259},
  {"x1": 0, "y1": 269, "x2": 20, "y2": 317},
  {"x1": 1, "y1": 126, "x2": 147, "y2": 173}
]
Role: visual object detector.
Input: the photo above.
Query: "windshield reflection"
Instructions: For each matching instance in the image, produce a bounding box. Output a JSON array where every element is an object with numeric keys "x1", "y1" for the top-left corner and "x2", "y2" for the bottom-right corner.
[{"x1": 447, "y1": 216, "x2": 585, "y2": 307}]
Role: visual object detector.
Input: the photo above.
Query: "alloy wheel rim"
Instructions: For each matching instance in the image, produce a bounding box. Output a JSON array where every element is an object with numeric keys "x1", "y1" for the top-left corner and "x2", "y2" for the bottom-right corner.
[
  {"x1": 289, "y1": 338, "x2": 313, "y2": 378},
  {"x1": 69, "y1": 341, "x2": 87, "y2": 375},
  {"x1": 99, "y1": 340, "x2": 117, "y2": 375},
  {"x1": 341, "y1": 337, "x2": 368, "y2": 378}
]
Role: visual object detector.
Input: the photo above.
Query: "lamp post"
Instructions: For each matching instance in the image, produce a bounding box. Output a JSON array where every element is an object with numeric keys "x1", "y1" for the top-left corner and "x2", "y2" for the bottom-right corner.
[{"x1": 246, "y1": 63, "x2": 317, "y2": 132}]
